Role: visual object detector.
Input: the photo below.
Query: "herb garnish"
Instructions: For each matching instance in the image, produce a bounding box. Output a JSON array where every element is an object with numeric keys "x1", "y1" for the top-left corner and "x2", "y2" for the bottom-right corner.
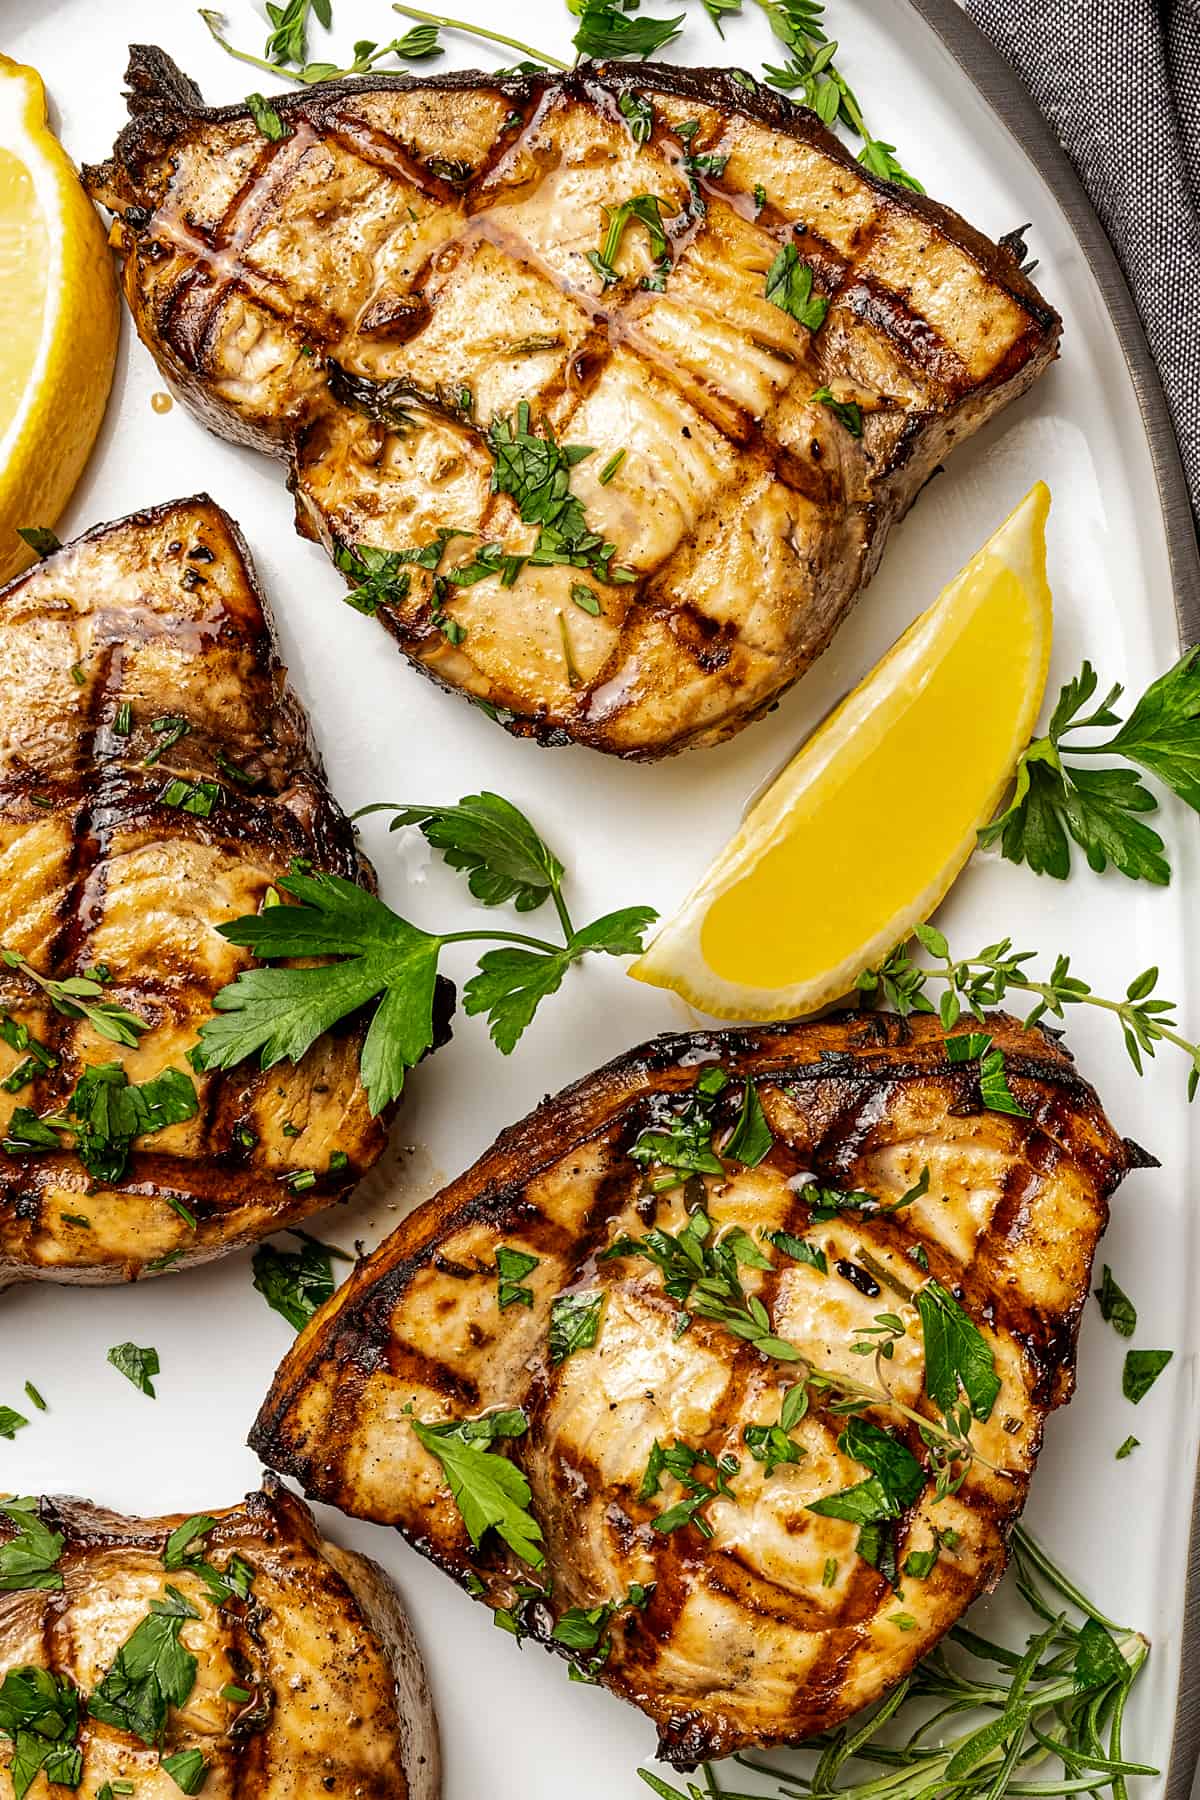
[
  {"x1": 1116, "y1": 1435, "x2": 1139, "y2": 1460},
  {"x1": 161, "y1": 1750, "x2": 208, "y2": 1795},
  {"x1": 16, "y1": 527, "x2": 61, "y2": 560},
  {"x1": 196, "y1": 793, "x2": 654, "y2": 1113},
  {"x1": 1122, "y1": 1348, "x2": 1172, "y2": 1403},
  {"x1": 812, "y1": 384, "x2": 863, "y2": 435},
  {"x1": 496, "y1": 1245, "x2": 539, "y2": 1310},
  {"x1": 252, "y1": 1231, "x2": 350, "y2": 1330},
  {"x1": 571, "y1": 3, "x2": 684, "y2": 58},
  {"x1": 1094, "y1": 1264, "x2": 1137, "y2": 1337},
  {"x1": 639, "y1": 1440, "x2": 739, "y2": 1536},
  {"x1": 88, "y1": 1587, "x2": 199, "y2": 1745},
  {"x1": 744, "y1": 1382, "x2": 808, "y2": 1475},
  {"x1": 617, "y1": 91, "x2": 654, "y2": 145},
  {"x1": 246, "y1": 93, "x2": 290, "y2": 141},
  {"x1": 764, "y1": 243, "x2": 828, "y2": 329},
  {"x1": 0, "y1": 1498, "x2": 64, "y2": 1593},
  {"x1": 642, "y1": 1529, "x2": 1152, "y2": 1800},
  {"x1": 163, "y1": 1516, "x2": 254, "y2": 1608},
  {"x1": 4, "y1": 1064, "x2": 198, "y2": 1182},
  {"x1": 860, "y1": 923, "x2": 1200, "y2": 1096},
  {"x1": 551, "y1": 1582, "x2": 653, "y2": 1680},
  {"x1": 1, "y1": 948, "x2": 147, "y2": 1047},
  {"x1": 943, "y1": 1031, "x2": 1028, "y2": 1117},
  {"x1": 0, "y1": 1408, "x2": 29, "y2": 1440},
  {"x1": 486, "y1": 402, "x2": 633, "y2": 584},
  {"x1": 0, "y1": 1667, "x2": 82, "y2": 1800},
  {"x1": 587, "y1": 195, "x2": 674, "y2": 291},
  {"x1": 796, "y1": 1166, "x2": 930, "y2": 1223},
  {"x1": 808, "y1": 1415, "x2": 924, "y2": 1579},
  {"x1": 411, "y1": 1407, "x2": 544, "y2": 1567},
  {"x1": 107, "y1": 1342, "x2": 160, "y2": 1397},
  {"x1": 548, "y1": 1290, "x2": 604, "y2": 1363},
  {"x1": 980, "y1": 651, "x2": 1200, "y2": 884},
  {"x1": 914, "y1": 1280, "x2": 1000, "y2": 1424},
  {"x1": 201, "y1": 2, "x2": 499, "y2": 85}
]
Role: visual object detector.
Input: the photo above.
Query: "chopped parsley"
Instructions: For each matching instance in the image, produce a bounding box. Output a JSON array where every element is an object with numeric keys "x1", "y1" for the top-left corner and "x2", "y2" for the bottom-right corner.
[
  {"x1": 246, "y1": 93, "x2": 290, "y2": 140},
  {"x1": 548, "y1": 1290, "x2": 604, "y2": 1363},
  {"x1": 588, "y1": 194, "x2": 674, "y2": 291},
  {"x1": 412, "y1": 1407, "x2": 544, "y2": 1567},
  {"x1": 1122, "y1": 1348, "x2": 1172, "y2": 1403},
  {"x1": 0, "y1": 1666, "x2": 81, "y2": 1800},
  {"x1": 744, "y1": 1382, "x2": 808, "y2": 1475},
  {"x1": 764, "y1": 243, "x2": 828, "y2": 329},
  {"x1": 1094, "y1": 1264, "x2": 1137, "y2": 1337},
  {"x1": 915, "y1": 1279, "x2": 1000, "y2": 1423},
  {"x1": 495, "y1": 1244, "x2": 539, "y2": 1310},
  {"x1": 88, "y1": 1587, "x2": 199, "y2": 1743},
  {"x1": 944, "y1": 1032, "x2": 1029, "y2": 1116},
  {"x1": 639, "y1": 1439, "x2": 739, "y2": 1537},
  {"x1": 812, "y1": 384, "x2": 863, "y2": 435},
  {"x1": 107, "y1": 1342, "x2": 160, "y2": 1397},
  {"x1": 0, "y1": 1498, "x2": 64, "y2": 1593},
  {"x1": 252, "y1": 1231, "x2": 348, "y2": 1331}
]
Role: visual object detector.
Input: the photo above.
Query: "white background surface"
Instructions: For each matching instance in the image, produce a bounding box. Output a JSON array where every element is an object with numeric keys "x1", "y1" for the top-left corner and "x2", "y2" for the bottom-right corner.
[{"x1": 1, "y1": 1, "x2": 1197, "y2": 1794}]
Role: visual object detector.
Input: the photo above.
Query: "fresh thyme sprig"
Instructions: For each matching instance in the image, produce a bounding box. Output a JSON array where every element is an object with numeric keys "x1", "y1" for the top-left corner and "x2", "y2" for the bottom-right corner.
[
  {"x1": 690, "y1": 0, "x2": 921, "y2": 189},
  {"x1": 391, "y1": 5, "x2": 567, "y2": 68},
  {"x1": 0, "y1": 951, "x2": 148, "y2": 1050},
  {"x1": 641, "y1": 1529, "x2": 1153, "y2": 1800},
  {"x1": 861, "y1": 922, "x2": 1200, "y2": 1098},
  {"x1": 200, "y1": 8, "x2": 452, "y2": 83},
  {"x1": 601, "y1": 1210, "x2": 1007, "y2": 1486}
]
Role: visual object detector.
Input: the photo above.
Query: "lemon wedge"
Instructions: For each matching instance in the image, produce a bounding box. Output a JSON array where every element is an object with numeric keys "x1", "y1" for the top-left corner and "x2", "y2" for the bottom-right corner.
[
  {"x1": 630, "y1": 483, "x2": 1053, "y2": 1020},
  {"x1": 0, "y1": 54, "x2": 118, "y2": 584}
]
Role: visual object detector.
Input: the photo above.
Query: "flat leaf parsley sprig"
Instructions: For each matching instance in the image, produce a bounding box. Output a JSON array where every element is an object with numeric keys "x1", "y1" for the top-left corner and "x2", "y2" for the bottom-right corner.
[
  {"x1": 862, "y1": 922, "x2": 1200, "y2": 1097},
  {"x1": 980, "y1": 648, "x2": 1200, "y2": 884},
  {"x1": 193, "y1": 792, "x2": 656, "y2": 1115}
]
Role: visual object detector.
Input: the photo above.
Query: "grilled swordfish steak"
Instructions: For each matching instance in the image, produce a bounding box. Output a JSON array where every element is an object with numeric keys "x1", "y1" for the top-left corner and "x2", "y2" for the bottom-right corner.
[
  {"x1": 252, "y1": 1012, "x2": 1144, "y2": 1766},
  {"x1": 85, "y1": 53, "x2": 1060, "y2": 759},
  {"x1": 0, "y1": 498, "x2": 389, "y2": 1287},
  {"x1": 0, "y1": 1482, "x2": 438, "y2": 1799}
]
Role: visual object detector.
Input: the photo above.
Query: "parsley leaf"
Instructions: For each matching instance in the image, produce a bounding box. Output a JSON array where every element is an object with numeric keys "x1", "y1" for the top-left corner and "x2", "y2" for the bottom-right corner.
[
  {"x1": 88, "y1": 1588, "x2": 200, "y2": 1745},
  {"x1": 915, "y1": 1279, "x2": 1000, "y2": 1423},
  {"x1": 252, "y1": 1232, "x2": 346, "y2": 1330},
  {"x1": 766, "y1": 1230, "x2": 827, "y2": 1274},
  {"x1": 764, "y1": 244, "x2": 828, "y2": 329},
  {"x1": 412, "y1": 1409, "x2": 544, "y2": 1568},
  {"x1": 496, "y1": 1245, "x2": 539, "y2": 1310},
  {"x1": 572, "y1": 4, "x2": 685, "y2": 58},
  {"x1": 196, "y1": 796, "x2": 655, "y2": 1112},
  {"x1": 1122, "y1": 1348, "x2": 1172, "y2": 1403},
  {"x1": 1115, "y1": 1435, "x2": 1139, "y2": 1460},
  {"x1": 107, "y1": 1343, "x2": 160, "y2": 1397},
  {"x1": 0, "y1": 1667, "x2": 82, "y2": 1800},
  {"x1": 724, "y1": 1079, "x2": 774, "y2": 1166},
  {"x1": 807, "y1": 1416, "x2": 924, "y2": 1528},
  {"x1": 745, "y1": 1383, "x2": 809, "y2": 1474},
  {"x1": 0, "y1": 1407, "x2": 28, "y2": 1440},
  {"x1": 617, "y1": 91, "x2": 654, "y2": 144},
  {"x1": 1094, "y1": 1265, "x2": 1137, "y2": 1338},
  {"x1": 639, "y1": 1440, "x2": 738, "y2": 1536},
  {"x1": 11, "y1": 1063, "x2": 199, "y2": 1183},
  {"x1": 162, "y1": 1750, "x2": 208, "y2": 1795},
  {"x1": 549, "y1": 1291, "x2": 604, "y2": 1363},
  {"x1": 363, "y1": 792, "x2": 564, "y2": 913},
  {"x1": 0, "y1": 1499, "x2": 64, "y2": 1593},
  {"x1": 812, "y1": 384, "x2": 863, "y2": 435},
  {"x1": 981, "y1": 651, "x2": 1200, "y2": 884}
]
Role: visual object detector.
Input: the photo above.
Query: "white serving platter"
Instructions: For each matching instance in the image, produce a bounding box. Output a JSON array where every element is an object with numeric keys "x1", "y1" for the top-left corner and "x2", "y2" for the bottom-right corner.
[{"x1": 2, "y1": 1, "x2": 1199, "y2": 1795}]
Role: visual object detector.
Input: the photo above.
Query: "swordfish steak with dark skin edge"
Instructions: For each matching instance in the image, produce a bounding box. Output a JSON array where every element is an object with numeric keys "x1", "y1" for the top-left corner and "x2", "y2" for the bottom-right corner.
[
  {"x1": 0, "y1": 1481, "x2": 439, "y2": 1799},
  {"x1": 0, "y1": 497, "x2": 394, "y2": 1287},
  {"x1": 251, "y1": 1011, "x2": 1146, "y2": 1766},
  {"x1": 85, "y1": 53, "x2": 1061, "y2": 759}
]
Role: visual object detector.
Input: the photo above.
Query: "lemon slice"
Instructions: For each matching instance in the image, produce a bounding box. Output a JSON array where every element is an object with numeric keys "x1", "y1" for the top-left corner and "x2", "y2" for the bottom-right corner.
[
  {"x1": 630, "y1": 483, "x2": 1053, "y2": 1020},
  {"x1": 0, "y1": 54, "x2": 118, "y2": 584}
]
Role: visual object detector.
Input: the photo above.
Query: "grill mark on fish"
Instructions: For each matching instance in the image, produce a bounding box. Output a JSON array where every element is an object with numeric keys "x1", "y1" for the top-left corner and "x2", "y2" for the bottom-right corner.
[
  {"x1": 87, "y1": 53, "x2": 1061, "y2": 759},
  {"x1": 0, "y1": 498, "x2": 393, "y2": 1287},
  {"x1": 252, "y1": 1010, "x2": 1135, "y2": 1764}
]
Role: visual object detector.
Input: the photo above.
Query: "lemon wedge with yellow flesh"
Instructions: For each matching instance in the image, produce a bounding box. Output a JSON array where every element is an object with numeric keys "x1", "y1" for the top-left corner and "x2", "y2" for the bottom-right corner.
[
  {"x1": 630, "y1": 483, "x2": 1053, "y2": 1021},
  {"x1": 0, "y1": 54, "x2": 118, "y2": 584}
]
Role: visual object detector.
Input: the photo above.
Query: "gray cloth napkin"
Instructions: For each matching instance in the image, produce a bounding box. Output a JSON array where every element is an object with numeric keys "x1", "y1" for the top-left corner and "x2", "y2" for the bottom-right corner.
[{"x1": 966, "y1": 0, "x2": 1200, "y2": 535}]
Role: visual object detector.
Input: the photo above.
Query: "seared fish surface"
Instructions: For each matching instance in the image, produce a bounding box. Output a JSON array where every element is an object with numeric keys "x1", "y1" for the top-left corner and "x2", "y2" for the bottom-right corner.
[
  {"x1": 0, "y1": 498, "x2": 386, "y2": 1285},
  {"x1": 253, "y1": 1012, "x2": 1140, "y2": 1765},
  {"x1": 0, "y1": 1482, "x2": 438, "y2": 1799},
  {"x1": 86, "y1": 54, "x2": 1059, "y2": 758}
]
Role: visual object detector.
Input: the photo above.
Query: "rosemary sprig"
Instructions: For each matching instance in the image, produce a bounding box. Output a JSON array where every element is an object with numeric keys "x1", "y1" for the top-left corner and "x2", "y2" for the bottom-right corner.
[
  {"x1": 641, "y1": 1528, "x2": 1153, "y2": 1800},
  {"x1": 860, "y1": 923, "x2": 1200, "y2": 1098}
]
